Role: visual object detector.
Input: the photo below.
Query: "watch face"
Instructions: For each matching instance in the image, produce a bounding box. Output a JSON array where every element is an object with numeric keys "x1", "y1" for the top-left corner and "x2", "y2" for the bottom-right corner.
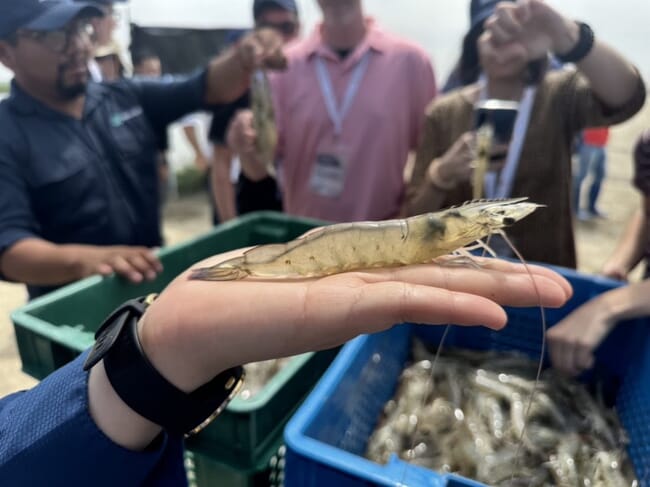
[{"x1": 184, "y1": 371, "x2": 246, "y2": 437}]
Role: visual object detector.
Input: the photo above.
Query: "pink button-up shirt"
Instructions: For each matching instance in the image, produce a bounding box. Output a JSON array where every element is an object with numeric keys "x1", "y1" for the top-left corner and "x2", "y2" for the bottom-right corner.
[{"x1": 271, "y1": 21, "x2": 436, "y2": 222}]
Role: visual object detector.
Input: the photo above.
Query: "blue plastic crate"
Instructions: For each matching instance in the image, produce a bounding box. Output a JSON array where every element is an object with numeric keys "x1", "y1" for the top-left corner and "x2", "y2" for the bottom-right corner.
[{"x1": 284, "y1": 266, "x2": 650, "y2": 487}]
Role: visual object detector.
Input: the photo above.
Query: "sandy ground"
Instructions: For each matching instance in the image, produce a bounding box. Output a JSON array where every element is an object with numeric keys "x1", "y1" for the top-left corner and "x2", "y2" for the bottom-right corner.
[{"x1": 1, "y1": 102, "x2": 649, "y2": 397}]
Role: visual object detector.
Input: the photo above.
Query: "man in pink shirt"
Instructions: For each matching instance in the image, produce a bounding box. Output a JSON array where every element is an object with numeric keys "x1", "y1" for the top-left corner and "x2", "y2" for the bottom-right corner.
[{"x1": 228, "y1": 0, "x2": 437, "y2": 222}]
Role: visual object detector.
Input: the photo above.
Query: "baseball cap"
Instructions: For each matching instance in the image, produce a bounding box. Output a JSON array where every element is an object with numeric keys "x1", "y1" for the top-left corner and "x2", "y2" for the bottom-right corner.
[
  {"x1": 0, "y1": 0, "x2": 103, "y2": 39},
  {"x1": 469, "y1": 0, "x2": 515, "y2": 31},
  {"x1": 253, "y1": 0, "x2": 298, "y2": 20}
]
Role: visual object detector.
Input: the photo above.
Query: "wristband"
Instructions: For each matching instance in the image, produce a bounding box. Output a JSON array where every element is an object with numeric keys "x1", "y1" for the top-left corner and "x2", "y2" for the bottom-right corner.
[
  {"x1": 555, "y1": 22, "x2": 594, "y2": 64},
  {"x1": 84, "y1": 295, "x2": 245, "y2": 436}
]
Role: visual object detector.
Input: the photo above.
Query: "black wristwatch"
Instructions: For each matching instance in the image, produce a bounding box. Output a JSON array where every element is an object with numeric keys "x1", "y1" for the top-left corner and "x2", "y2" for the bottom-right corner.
[
  {"x1": 555, "y1": 21, "x2": 594, "y2": 64},
  {"x1": 83, "y1": 294, "x2": 245, "y2": 437}
]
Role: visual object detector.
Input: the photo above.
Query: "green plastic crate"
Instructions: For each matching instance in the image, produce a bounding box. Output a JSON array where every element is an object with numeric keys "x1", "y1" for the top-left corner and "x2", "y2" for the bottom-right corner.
[
  {"x1": 186, "y1": 437, "x2": 287, "y2": 487},
  {"x1": 11, "y1": 211, "x2": 325, "y2": 378},
  {"x1": 185, "y1": 347, "x2": 339, "y2": 470},
  {"x1": 10, "y1": 211, "x2": 337, "y2": 474}
]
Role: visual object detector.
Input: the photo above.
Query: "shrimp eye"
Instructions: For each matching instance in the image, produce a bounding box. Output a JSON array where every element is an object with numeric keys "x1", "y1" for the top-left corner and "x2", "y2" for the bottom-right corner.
[{"x1": 503, "y1": 217, "x2": 516, "y2": 225}]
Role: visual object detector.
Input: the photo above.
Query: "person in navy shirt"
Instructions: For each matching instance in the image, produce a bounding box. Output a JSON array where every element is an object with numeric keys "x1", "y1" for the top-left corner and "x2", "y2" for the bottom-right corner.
[{"x1": 0, "y1": 0, "x2": 285, "y2": 299}]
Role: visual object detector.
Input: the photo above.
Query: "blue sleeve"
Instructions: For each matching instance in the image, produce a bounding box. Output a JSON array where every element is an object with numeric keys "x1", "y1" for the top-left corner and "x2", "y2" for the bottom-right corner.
[
  {"x1": 129, "y1": 70, "x2": 249, "y2": 148},
  {"x1": 0, "y1": 134, "x2": 39, "y2": 273},
  {"x1": 129, "y1": 70, "x2": 208, "y2": 142},
  {"x1": 0, "y1": 352, "x2": 187, "y2": 487}
]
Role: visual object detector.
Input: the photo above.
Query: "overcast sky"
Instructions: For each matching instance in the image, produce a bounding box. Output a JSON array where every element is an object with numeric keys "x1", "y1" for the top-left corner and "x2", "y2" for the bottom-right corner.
[{"x1": 2, "y1": 1, "x2": 649, "y2": 84}]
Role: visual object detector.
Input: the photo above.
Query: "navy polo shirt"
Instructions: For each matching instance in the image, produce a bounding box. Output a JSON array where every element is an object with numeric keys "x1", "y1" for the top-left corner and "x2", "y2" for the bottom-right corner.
[{"x1": 0, "y1": 71, "x2": 209, "y2": 298}]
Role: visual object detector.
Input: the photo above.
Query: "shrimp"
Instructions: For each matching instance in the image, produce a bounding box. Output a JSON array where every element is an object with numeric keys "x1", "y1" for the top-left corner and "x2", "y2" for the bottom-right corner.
[
  {"x1": 251, "y1": 69, "x2": 278, "y2": 177},
  {"x1": 189, "y1": 197, "x2": 541, "y2": 281},
  {"x1": 472, "y1": 123, "x2": 493, "y2": 200}
]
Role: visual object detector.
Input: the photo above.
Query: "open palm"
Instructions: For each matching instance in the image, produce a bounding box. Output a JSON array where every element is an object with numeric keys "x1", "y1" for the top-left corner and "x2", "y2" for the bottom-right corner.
[{"x1": 139, "y1": 249, "x2": 572, "y2": 392}]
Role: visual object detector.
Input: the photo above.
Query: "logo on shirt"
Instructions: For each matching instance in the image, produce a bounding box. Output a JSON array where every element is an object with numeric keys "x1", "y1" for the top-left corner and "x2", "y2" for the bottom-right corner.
[{"x1": 110, "y1": 107, "x2": 144, "y2": 128}]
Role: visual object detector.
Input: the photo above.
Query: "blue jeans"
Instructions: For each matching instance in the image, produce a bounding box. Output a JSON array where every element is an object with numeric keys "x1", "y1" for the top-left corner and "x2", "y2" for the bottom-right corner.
[{"x1": 573, "y1": 143, "x2": 606, "y2": 213}]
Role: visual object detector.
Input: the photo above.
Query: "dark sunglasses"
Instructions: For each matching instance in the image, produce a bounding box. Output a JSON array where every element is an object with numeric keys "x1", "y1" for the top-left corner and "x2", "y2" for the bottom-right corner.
[{"x1": 257, "y1": 21, "x2": 297, "y2": 37}]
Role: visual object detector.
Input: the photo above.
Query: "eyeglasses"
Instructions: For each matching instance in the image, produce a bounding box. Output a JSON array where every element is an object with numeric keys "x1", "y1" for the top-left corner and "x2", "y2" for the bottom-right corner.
[
  {"x1": 18, "y1": 20, "x2": 95, "y2": 54},
  {"x1": 257, "y1": 21, "x2": 297, "y2": 37}
]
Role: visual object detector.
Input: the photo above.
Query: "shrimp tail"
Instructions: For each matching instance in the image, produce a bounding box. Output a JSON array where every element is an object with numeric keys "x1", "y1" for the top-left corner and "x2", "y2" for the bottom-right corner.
[{"x1": 189, "y1": 257, "x2": 249, "y2": 281}]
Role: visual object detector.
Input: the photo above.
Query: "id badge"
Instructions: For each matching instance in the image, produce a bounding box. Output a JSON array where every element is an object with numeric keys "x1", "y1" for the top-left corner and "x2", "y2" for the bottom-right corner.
[{"x1": 308, "y1": 141, "x2": 349, "y2": 198}]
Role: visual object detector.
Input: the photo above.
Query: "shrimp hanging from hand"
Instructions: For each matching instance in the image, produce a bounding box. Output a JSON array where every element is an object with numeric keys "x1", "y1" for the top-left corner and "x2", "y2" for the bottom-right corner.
[
  {"x1": 251, "y1": 69, "x2": 278, "y2": 177},
  {"x1": 190, "y1": 198, "x2": 542, "y2": 281}
]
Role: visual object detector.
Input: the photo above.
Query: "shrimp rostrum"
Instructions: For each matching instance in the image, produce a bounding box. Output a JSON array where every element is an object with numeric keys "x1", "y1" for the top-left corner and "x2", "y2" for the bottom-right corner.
[{"x1": 190, "y1": 198, "x2": 541, "y2": 281}]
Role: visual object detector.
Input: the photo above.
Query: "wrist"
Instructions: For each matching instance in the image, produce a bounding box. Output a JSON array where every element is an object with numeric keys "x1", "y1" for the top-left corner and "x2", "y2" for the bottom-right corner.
[
  {"x1": 85, "y1": 295, "x2": 244, "y2": 437},
  {"x1": 137, "y1": 309, "x2": 210, "y2": 394},
  {"x1": 554, "y1": 21, "x2": 594, "y2": 64},
  {"x1": 61, "y1": 244, "x2": 95, "y2": 280},
  {"x1": 551, "y1": 19, "x2": 580, "y2": 54},
  {"x1": 597, "y1": 292, "x2": 627, "y2": 330},
  {"x1": 88, "y1": 360, "x2": 162, "y2": 451}
]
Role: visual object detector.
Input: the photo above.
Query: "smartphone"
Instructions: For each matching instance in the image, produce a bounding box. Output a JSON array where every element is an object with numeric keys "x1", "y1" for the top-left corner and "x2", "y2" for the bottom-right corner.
[{"x1": 474, "y1": 99, "x2": 519, "y2": 146}]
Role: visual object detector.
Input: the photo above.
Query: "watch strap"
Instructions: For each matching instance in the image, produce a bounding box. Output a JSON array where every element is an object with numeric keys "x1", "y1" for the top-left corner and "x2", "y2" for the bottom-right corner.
[
  {"x1": 555, "y1": 22, "x2": 594, "y2": 64},
  {"x1": 83, "y1": 295, "x2": 244, "y2": 436},
  {"x1": 83, "y1": 297, "x2": 151, "y2": 371}
]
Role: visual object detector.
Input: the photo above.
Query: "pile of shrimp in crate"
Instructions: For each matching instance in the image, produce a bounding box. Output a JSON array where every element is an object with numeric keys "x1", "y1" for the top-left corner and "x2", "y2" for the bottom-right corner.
[{"x1": 365, "y1": 339, "x2": 638, "y2": 486}]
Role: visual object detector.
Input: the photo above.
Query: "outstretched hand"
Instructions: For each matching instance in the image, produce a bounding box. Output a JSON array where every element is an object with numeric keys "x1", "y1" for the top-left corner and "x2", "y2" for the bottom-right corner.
[{"x1": 139, "y1": 251, "x2": 572, "y2": 392}]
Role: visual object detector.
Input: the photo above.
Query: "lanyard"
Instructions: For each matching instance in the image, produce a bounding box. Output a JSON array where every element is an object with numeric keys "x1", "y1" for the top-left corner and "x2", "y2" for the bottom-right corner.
[
  {"x1": 479, "y1": 80, "x2": 537, "y2": 199},
  {"x1": 315, "y1": 51, "x2": 371, "y2": 137}
]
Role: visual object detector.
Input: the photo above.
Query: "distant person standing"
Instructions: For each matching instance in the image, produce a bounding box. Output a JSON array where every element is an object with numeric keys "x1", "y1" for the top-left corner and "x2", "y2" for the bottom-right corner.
[
  {"x1": 209, "y1": 0, "x2": 301, "y2": 224},
  {"x1": 573, "y1": 126, "x2": 610, "y2": 220},
  {"x1": 228, "y1": 0, "x2": 437, "y2": 222},
  {"x1": 132, "y1": 49, "x2": 162, "y2": 78},
  {"x1": 77, "y1": 0, "x2": 129, "y2": 81},
  {"x1": 93, "y1": 39, "x2": 126, "y2": 81}
]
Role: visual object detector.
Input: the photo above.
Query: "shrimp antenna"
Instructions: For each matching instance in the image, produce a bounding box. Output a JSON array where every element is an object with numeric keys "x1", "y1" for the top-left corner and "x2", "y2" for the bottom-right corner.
[
  {"x1": 398, "y1": 234, "x2": 494, "y2": 486},
  {"x1": 496, "y1": 229, "x2": 547, "y2": 482}
]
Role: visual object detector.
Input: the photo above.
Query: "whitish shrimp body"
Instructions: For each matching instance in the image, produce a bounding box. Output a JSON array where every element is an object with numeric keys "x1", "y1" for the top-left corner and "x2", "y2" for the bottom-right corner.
[
  {"x1": 190, "y1": 198, "x2": 541, "y2": 281},
  {"x1": 251, "y1": 69, "x2": 277, "y2": 176}
]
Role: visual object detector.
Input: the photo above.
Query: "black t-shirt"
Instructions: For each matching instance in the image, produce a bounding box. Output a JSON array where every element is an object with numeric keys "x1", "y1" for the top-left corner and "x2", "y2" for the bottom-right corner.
[{"x1": 208, "y1": 92, "x2": 250, "y2": 144}]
